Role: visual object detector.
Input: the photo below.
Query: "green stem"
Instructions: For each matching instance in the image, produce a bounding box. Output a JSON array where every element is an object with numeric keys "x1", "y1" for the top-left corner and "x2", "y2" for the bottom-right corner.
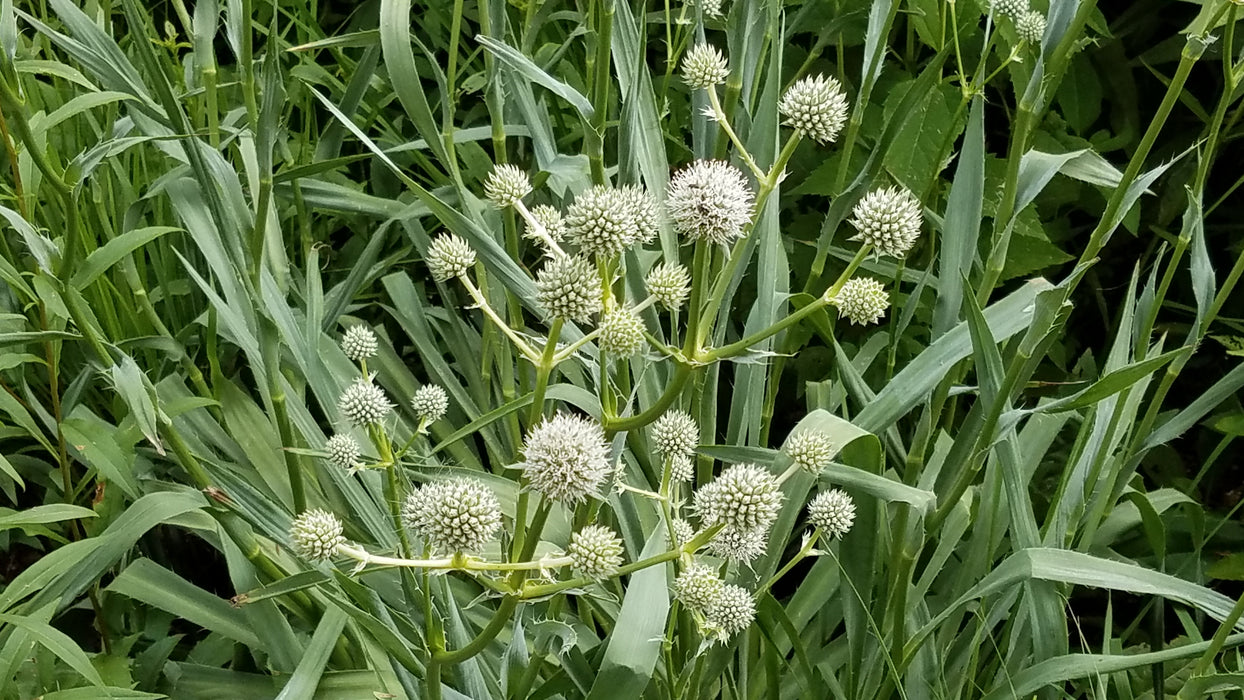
[
  {"x1": 601, "y1": 363, "x2": 693, "y2": 432},
  {"x1": 528, "y1": 319, "x2": 564, "y2": 427},
  {"x1": 460, "y1": 276, "x2": 540, "y2": 361}
]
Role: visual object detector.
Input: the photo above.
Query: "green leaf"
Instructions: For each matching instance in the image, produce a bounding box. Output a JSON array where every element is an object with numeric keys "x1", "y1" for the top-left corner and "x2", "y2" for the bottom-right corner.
[
  {"x1": 273, "y1": 608, "x2": 346, "y2": 700},
  {"x1": 1034, "y1": 347, "x2": 1189, "y2": 413},
  {"x1": 107, "y1": 558, "x2": 261, "y2": 648},
  {"x1": 70, "y1": 226, "x2": 180, "y2": 289},
  {"x1": 0, "y1": 504, "x2": 96, "y2": 532},
  {"x1": 477, "y1": 35, "x2": 594, "y2": 120},
  {"x1": 0, "y1": 610, "x2": 106, "y2": 688}
]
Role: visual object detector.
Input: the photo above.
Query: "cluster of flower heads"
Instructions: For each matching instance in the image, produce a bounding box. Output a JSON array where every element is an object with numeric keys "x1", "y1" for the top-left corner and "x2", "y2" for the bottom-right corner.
[
  {"x1": 402, "y1": 478, "x2": 502, "y2": 553},
  {"x1": 825, "y1": 185, "x2": 925, "y2": 326},
  {"x1": 522, "y1": 413, "x2": 612, "y2": 504},
  {"x1": 992, "y1": 0, "x2": 1047, "y2": 44}
]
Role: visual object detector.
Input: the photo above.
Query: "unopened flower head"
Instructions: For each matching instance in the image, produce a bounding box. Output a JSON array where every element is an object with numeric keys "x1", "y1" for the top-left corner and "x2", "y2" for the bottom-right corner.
[
  {"x1": 832, "y1": 277, "x2": 889, "y2": 326},
  {"x1": 991, "y1": 0, "x2": 1028, "y2": 19},
  {"x1": 671, "y1": 454, "x2": 695, "y2": 483},
  {"x1": 784, "y1": 430, "x2": 835, "y2": 474},
  {"x1": 645, "y1": 262, "x2": 692, "y2": 309},
  {"x1": 673, "y1": 563, "x2": 724, "y2": 611},
  {"x1": 325, "y1": 434, "x2": 361, "y2": 470},
  {"x1": 694, "y1": 464, "x2": 783, "y2": 531},
  {"x1": 779, "y1": 74, "x2": 850, "y2": 145},
  {"x1": 706, "y1": 584, "x2": 756, "y2": 641},
  {"x1": 621, "y1": 185, "x2": 662, "y2": 244},
  {"x1": 290, "y1": 509, "x2": 345, "y2": 562},
  {"x1": 427, "y1": 233, "x2": 476, "y2": 281},
  {"x1": 668, "y1": 160, "x2": 755, "y2": 245},
  {"x1": 566, "y1": 185, "x2": 639, "y2": 257},
  {"x1": 692, "y1": 0, "x2": 725, "y2": 17},
  {"x1": 536, "y1": 254, "x2": 601, "y2": 323},
  {"x1": 568, "y1": 524, "x2": 624, "y2": 578},
  {"x1": 341, "y1": 326, "x2": 378, "y2": 362},
  {"x1": 807, "y1": 489, "x2": 855, "y2": 539},
  {"x1": 652, "y1": 410, "x2": 698, "y2": 458},
  {"x1": 483, "y1": 164, "x2": 531, "y2": 207},
  {"x1": 527, "y1": 204, "x2": 567, "y2": 244},
  {"x1": 599, "y1": 307, "x2": 646, "y2": 356},
  {"x1": 682, "y1": 43, "x2": 729, "y2": 89},
  {"x1": 672, "y1": 517, "x2": 696, "y2": 547},
  {"x1": 411, "y1": 384, "x2": 449, "y2": 423},
  {"x1": 402, "y1": 478, "x2": 502, "y2": 553},
  {"x1": 522, "y1": 413, "x2": 612, "y2": 504},
  {"x1": 1017, "y1": 10, "x2": 1046, "y2": 43},
  {"x1": 338, "y1": 378, "x2": 394, "y2": 427},
  {"x1": 708, "y1": 525, "x2": 768, "y2": 564},
  {"x1": 849, "y1": 186, "x2": 922, "y2": 258}
]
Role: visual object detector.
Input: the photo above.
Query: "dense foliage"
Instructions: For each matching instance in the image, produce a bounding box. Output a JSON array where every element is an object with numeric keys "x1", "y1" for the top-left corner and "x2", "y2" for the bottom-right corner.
[{"x1": 2, "y1": 0, "x2": 1244, "y2": 698}]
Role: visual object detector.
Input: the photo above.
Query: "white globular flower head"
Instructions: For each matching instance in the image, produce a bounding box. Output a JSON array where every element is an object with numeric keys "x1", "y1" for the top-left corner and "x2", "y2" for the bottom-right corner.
[
  {"x1": 483, "y1": 164, "x2": 532, "y2": 207},
  {"x1": 672, "y1": 517, "x2": 696, "y2": 547},
  {"x1": 338, "y1": 378, "x2": 394, "y2": 427},
  {"x1": 779, "y1": 74, "x2": 850, "y2": 145},
  {"x1": 522, "y1": 413, "x2": 612, "y2": 504},
  {"x1": 621, "y1": 184, "x2": 662, "y2": 244},
  {"x1": 682, "y1": 43, "x2": 729, "y2": 89},
  {"x1": 411, "y1": 384, "x2": 449, "y2": 424},
  {"x1": 402, "y1": 479, "x2": 502, "y2": 553},
  {"x1": 832, "y1": 277, "x2": 889, "y2": 326},
  {"x1": 807, "y1": 489, "x2": 856, "y2": 539},
  {"x1": 645, "y1": 262, "x2": 692, "y2": 309},
  {"x1": 1017, "y1": 10, "x2": 1047, "y2": 44},
  {"x1": 671, "y1": 454, "x2": 695, "y2": 483},
  {"x1": 673, "y1": 563, "x2": 724, "y2": 612},
  {"x1": 341, "y1": 326, "x2": 378, "y2": 362},
  {"x1": 599, "y1": 307, "x2": 646, "y2": 356},
  {"x1": 707, "y1": 525, "x2": 768, "y2": 564},
  {"x1": 667, "y1": 160, "x2": 755, "y2": 245},
  {"x1": 692, "y1": 0, "x2": 725, "y2": 17},
  {"x1": 652, "y1": 410, "x2": 698, "y2": 458},
  {"x1": 426, "y1": 233, "x2": 477, "y2": 281},
  {"x1": 568, "y1": 524, "x2": 624, "y2": 578},
  {"x1": 527, "y1": 204, "x2": 567, "y2": 244},
  {"x1": 290, "y1": 509, "x2": 345, "y2": 562},
  {"x1": 705, "y1": 584, "x2": 756, "y2": 642},
  {"x1": 991, "y1": 0, "x2": 1029, "y2": 19},
  {"x1": 694, "y1": 464, "x2": 784, "y2": 531},
  {"x1": 536, "y1": 254, "x2": 602, "y2": 323},
  {"x1": 784, "y1": 430, "x2": 835, "y2": 474},
  {"x1": 849, "y1": 186, "x2": 923, "y2": 258},
  {"x1": 565, "y1": 186, "x2": 638, "y2": 257},
  {"x1": 325, "y1": 434, "x2": 361, "y2": 470}
]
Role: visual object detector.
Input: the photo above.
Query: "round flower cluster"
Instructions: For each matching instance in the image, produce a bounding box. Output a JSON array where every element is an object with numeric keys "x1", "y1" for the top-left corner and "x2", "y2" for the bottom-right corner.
[
  {"x1": 667, "y1": 160, "x2": 755, "y2": 245},
  {"x1": 849, "y1": 186, "x2": 922, "y2": 258},
  {"x1": 673, "y1": 563, "x2": 724, "y2": 611},
  {"x1": 341, "y1": 326, "x2": 378, "y2": 362},
  {"x1": 325, "y1": 434, "x2": 361, "y2": 470},
  {"x1": 536, "y1": 254, "x2": 601, "y2": 323},
  {"x1": 672, "y1": 517, "x2": 696, "y2": 547},
  {"x1": 693, "y1": 0, "x2": 725, "y2": 18},
  {"x1": 807, "y1": 489, "x2": 856, "y2": 539},
  {"x1": 565, "y1": 185, "x2": 659, "y2": 257},
  {"x1": 991, "y1": 0, "x2": 1028, "y2": 19},
  {"x1": 1017, "y1": 11, "x2": 1046, "y2": 44},
  {"x1": 599, "y1": 307, "x2": 646, "y2": 356},
  {"x1": 832, "y1": 277, "x2": 889, "y2": 326},
  {"x1": 426, "y1": 233, "x2": 476, "y2": 281},
  {"x1": 411, "y1": 384, "x2": 449, "y2": 424},
  {"x1": 784, "y1": 430, "x2": 835, "y2": 474},
  {"x1": 527, "y1": 204, "x2": 567, "y2": 244},
  {"x1": 483, "y1": 164, "x2": 532, "y2": 207},
  {"x1": 522, "y1": 413, "x2": 612, "y2": 504},
  {"x1": 290, "y1": 509, "x2": 345, "y2": 562},
  {"x1": 568, "y1": 524, "x2": 624, "y2": 578},
  {"x1": 707, "y1": 525, "x2": 767, "y2": 564},
  {"x1": 645, "y1": 262, "x2": 692, "y2": 310},
  {"x1": 621, "y1": 184, "x2": 661, "y2": 245},
  {"x1": 682, "y1": 43, "x2": 729, "y2": 89},
  {"x1": 779, "y1": 75, "x2": 850, "y2": 145},
  {"x1": 705, "y1": 584, "x2": 756, "y2": 642},
  {"x1": 401, "y1": 478, "x2": 502, "y2": 553},
  {"x1": 671, "y1": 454, "x2": 695, "y2": 483},
  {"x1": 338, "y1": 378, "x2": 395, "y2": 427},
  {"x1": 652, "y1": 410, "x2": 698, "y2": 458},
  {"x1": 694, "y1": 464, "x2": 783, "y2": 531}
]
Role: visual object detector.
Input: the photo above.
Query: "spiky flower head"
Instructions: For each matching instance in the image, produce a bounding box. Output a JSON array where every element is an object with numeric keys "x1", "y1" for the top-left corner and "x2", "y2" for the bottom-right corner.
[
  {"x1": 645, "y1": 262, "x2": 692, "y2": 309},
  {"x1": 568, "y1": 524, "x2": 624, "y2": 578},
  {"x1": 807, "y1": 489, "x2": 856, "y2": 539},
  {"x1": 621, "y1": 185, "x2": 662, "y2": 244},
  {"x1": 832, "y1": 277, "x2": 889, "y2": 326},
  {"x1": 411, "y1": 384, "x2": 449, "y2": 424},
  {"x1": 426, "y1": 233, "x2": 476, "y2": 281},
  {"x1": 672, "y1": 518, "x2": 696, "y2": 547},
  {"x1": 566, "y1": 185, "x2": 640, "y2": 257},
  {"x1": 325, "y1": 434, "x2": 361, "y2": 470},
  {"x1": 691, "y1": 0, "x2": 725, "y2": 17},
  {"x1": 522, "y1": 413, "x2": 612, "y2": 504},
  {"x1": 682, "y1": 43, "x2": 729, "y2": 89},
  {"x1": 341, "y1": 326, "x2": 378, "y2": 362},
  {"x1": 652, "y1": 410, "x2": 698, "y2": 458},
  {"x1": 991, "y1": 0, "x2": 1028, "y2": 19},
  {"x1": 402, "y1": 478, "x2": 502, "y2": 553},
  {"x1": 599, "y1": 307, "x2": 646, "y2": 356},
  {"x1": 484, "y1": 164, "x2": 532, "y2": 207},
  {"x1": 290, "y1": 509, "x2": 345, "y2": 562},
  {"x1": 784, "y1": 430, "x2": 835, "y2": 474},
  {"x1": 671, "y1": 454, "x2": 695, "y2": 483},
  {"x1": 536, "y1": 254, "x2": 602, "y2": 323},
  {"x1": 849, "y1": 186, "x2": 922, "y2": 258},
  {"x1": 1017, "y1": 10, "x2": 1046, "y2": 43},
  {"x1": 673, "y1": 563, "x2": 724, "y2": 611},
  {"x1": 707, "y1": 525, "x2": 768, "y2": 564},
  {"x1": 779, "y1": 75, "x2": 850, "y2": 145},
  {"x1": 338, "y1": 378, "x2": 394, "y2": 427},
  {"x1": 527, "y1": 204, "x2": 567, "y2": 244},
  {"x1": 668, "y1": 160, "x2": 755, "y2": 245},
  {"x1": 705, "y1": 584, "x2": 756, "y2": 641},
  {"x1": 695, "y1": 464, "x2": 783, "y2": 531}
]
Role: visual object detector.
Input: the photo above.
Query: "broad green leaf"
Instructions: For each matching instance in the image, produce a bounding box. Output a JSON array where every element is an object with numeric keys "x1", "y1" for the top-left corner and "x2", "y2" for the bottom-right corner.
[
  {"x1": 108, "y1": 558, "x2": 260, "y2": 648},
  {"x1": 0, "y1": 610, "x2": 105, "y2": 688},
  {"x1": 273, "y1": 608, "x2": 347, "y2": 700}
]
